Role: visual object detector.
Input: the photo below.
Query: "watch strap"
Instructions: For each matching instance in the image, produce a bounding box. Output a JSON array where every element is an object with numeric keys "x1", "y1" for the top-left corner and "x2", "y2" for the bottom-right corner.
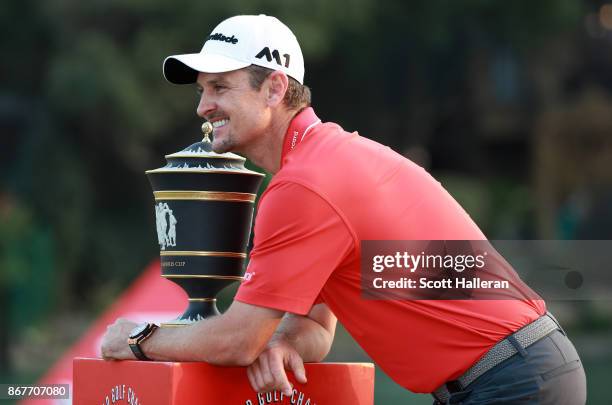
[{"x1": 129, "y1": 341, "x2": 150, "y2": 361}]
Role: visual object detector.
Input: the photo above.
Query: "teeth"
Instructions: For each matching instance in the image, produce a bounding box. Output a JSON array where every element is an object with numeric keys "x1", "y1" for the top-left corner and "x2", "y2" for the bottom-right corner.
[{"x1": 212, "y1": 119, "x2": 228, "y2": 128}]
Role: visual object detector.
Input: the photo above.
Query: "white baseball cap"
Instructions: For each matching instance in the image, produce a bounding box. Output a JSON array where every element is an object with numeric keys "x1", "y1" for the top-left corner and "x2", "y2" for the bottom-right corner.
[{"x1": 163, "y1": 15, "x2": 304, "y2": 85}]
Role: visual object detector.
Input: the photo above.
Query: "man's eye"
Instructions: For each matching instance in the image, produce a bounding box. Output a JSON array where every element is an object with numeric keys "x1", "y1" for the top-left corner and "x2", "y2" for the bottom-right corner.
[{"x1": 214, "y1": 85, "x2": 226, "y2": 91}]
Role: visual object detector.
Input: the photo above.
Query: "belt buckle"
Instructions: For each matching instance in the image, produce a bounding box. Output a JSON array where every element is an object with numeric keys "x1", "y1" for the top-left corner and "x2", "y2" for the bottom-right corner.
[{"x1": 433, "y1": 380, "x2": 464, "y2": 404}]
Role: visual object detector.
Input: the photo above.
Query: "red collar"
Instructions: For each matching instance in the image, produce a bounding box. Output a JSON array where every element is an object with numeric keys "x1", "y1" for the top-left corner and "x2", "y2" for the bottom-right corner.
[{"x1": 280, "y1": 107, "x2": 321, "y2": 164}]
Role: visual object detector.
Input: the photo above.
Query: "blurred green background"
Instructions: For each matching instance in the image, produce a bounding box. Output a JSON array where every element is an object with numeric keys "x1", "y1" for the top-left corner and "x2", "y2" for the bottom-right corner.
[{"x1": 1, "y1": 0, "x2": 612, "y2": 403}]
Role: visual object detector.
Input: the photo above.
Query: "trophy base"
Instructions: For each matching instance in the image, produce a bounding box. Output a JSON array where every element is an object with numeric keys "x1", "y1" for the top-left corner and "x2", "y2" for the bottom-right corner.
[
  {"x1": 161, "y1": 319, "x2": 195, "y2": 328},
  {"x1": 161, "y1": 300, "x2": 221, "y2": 327}
]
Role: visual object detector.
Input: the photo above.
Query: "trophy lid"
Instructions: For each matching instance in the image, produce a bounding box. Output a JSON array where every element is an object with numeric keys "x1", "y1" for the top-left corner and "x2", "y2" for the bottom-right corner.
[{"x1": 146, "y1": 122, "x2": 263, "y2": 175}]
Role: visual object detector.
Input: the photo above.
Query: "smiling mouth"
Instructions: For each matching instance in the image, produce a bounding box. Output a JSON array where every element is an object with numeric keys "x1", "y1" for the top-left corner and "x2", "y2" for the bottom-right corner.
[{"x1": 212, "y1": 119, "x2": 229, "y2": 129}]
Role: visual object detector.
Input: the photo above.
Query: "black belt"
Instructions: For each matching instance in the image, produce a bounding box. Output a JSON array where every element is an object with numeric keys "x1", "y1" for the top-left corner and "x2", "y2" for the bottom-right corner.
[{"x1": 433, "y1": 313, "x2": 561, "y2": 403}]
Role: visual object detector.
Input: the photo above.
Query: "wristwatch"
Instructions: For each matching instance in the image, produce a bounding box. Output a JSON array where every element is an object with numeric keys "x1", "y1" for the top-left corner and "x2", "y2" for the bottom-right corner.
[{"x1": 127, "y1": 323, "x2": 159, "y2": 361}]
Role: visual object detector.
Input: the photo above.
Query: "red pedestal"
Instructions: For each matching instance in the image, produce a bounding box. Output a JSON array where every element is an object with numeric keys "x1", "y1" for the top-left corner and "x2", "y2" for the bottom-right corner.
[{"x1": 73, "y1": 358, "x2": 374, "y2": 404}]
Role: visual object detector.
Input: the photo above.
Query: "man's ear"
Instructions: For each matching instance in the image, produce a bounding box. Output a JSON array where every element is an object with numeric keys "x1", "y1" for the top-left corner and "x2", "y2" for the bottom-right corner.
[{"x1": 265, "y1": 71, "x2": 289, "y2": 107}]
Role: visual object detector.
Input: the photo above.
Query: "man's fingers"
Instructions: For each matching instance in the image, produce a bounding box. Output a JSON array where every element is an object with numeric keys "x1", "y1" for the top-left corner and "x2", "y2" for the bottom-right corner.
[
  {"x1": 287, "y1": 353, "x2": 307, "y2": 383},
  {"x1": 247, "y1": 365, "x2": 259, "y2": 392},
  {"x1": 259, "y1": 354, "x2": 276, "y2": 389},
  {"x1": 269, "y1": 354, "x2": 293, "y2": 396},
  {"x1": 250, "y1": 361, "x2": 266, "y2": 391}
]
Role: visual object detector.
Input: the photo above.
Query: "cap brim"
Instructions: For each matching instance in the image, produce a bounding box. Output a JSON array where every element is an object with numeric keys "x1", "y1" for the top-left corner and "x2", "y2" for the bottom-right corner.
[{"x1": 163, "y1": 53, "x2": 251, "y2": 84}]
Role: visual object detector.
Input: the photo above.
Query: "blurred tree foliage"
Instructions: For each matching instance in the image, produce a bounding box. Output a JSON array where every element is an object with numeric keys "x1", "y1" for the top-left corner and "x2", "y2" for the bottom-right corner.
[{"x1": 0, "y1": 0, "x2": 584, "y2": 325}]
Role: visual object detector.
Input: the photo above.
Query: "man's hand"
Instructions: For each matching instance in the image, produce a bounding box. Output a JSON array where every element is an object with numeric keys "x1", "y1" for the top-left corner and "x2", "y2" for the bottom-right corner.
[
  {"x1": 246, "y1": 339, "x2": 307, "y2": 396},
  {"x1": 100, "y1": 318, "x2": 139, "y2": 360}
]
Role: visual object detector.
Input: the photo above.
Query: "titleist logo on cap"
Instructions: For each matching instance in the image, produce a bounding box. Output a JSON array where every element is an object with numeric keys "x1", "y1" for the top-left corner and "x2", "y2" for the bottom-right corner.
[{"x1": 206, "y1": 32, "x2": 238, "y2": 44}]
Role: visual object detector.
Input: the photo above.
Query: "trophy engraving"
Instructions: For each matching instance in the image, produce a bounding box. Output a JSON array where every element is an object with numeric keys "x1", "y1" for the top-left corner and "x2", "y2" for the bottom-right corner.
[{"x1": 155, "y1": 202, "x2": 178, "y2": 250}]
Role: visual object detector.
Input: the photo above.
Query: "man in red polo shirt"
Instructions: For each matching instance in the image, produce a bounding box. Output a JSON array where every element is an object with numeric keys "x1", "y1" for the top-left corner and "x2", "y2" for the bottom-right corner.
[{"x1": 101, "y1": 15, "x2": 586, "y2": 404}]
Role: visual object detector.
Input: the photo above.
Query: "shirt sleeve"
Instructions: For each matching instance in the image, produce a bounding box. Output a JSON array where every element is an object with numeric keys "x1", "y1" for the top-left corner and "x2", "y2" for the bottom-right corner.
[{"x1": 235, "y1": 181, "x2": 354, "y2": 315}]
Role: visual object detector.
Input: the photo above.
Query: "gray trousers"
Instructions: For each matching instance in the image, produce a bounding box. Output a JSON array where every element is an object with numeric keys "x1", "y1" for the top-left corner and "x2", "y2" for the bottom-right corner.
[{"x1": 433, "y1": 329, "x2": 587, "y2": 404}]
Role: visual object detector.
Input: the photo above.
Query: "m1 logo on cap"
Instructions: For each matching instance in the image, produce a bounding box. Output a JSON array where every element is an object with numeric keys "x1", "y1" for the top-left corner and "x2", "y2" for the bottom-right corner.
[
  {"x1": 206, "y1": 32, "x2": 238, "y2": 44},
  {"x1": 255, "y1": 47, "x2": 290, "y2": 68}
]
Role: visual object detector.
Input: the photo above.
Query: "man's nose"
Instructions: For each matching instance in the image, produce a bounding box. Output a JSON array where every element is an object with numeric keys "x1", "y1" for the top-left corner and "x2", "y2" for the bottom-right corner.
[{"x1": 196, "y1": 94, "x2": 216, "y2": 118}]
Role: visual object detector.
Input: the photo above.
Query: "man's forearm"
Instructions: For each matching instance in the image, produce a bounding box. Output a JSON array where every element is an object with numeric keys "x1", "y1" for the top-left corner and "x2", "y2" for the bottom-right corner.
[
  {"x1": 271, "y1": 314, "x2": 335, "y2": 362},
  {"x1": 141, "y1": 317, "x2": 255, "y2": 365},
  {"x1": 140, "y1": 303, "x2": 282, "y2": 365}
]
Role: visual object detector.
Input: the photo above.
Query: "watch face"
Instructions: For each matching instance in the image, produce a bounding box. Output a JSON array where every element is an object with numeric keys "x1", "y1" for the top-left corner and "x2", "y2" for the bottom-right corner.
[{"x1": 129, "y1": 323, "x2": 148, "y2": 338}]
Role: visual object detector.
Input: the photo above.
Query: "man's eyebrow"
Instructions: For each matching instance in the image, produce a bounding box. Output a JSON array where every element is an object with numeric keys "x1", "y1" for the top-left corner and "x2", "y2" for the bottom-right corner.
[{"x1": 205, "y1": 77, "x2": 230, "y2": 86}]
